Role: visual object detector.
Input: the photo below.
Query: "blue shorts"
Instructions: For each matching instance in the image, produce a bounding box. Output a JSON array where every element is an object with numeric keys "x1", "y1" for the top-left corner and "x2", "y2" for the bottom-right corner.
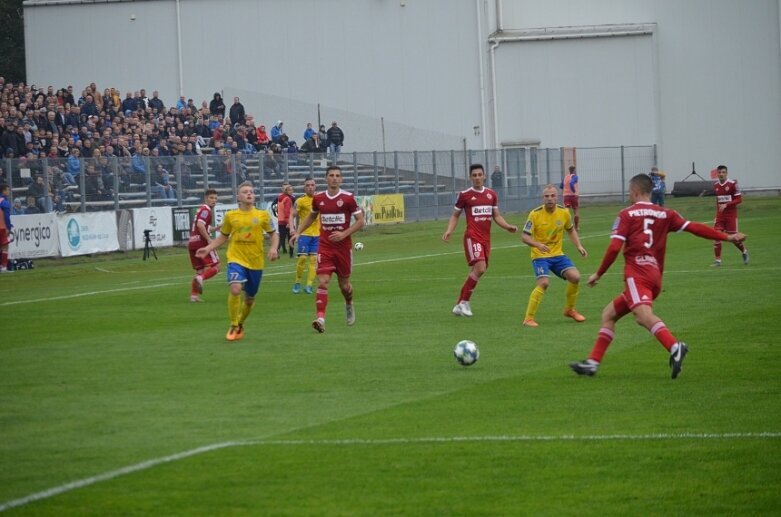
[
  {"x1": 227, "y1": 262, "x2": 263, "y2": 297},
  {"x1": 532, "y1": 255, "x2": 575, "y2": 280},
  {"x1": 297, "y1": 235, "x2": 320, "y2": 255}
]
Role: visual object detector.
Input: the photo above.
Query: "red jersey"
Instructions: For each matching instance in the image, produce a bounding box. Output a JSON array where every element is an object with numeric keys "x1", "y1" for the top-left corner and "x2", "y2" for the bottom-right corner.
[
  {"x1": 188, "y1": 203, "x2": 213, "y2": 248},
  {"x1": 454, "y1": 187, "x2": 498, "y2": 242},
  {"x1": 312, "y1": 189, "x2": 361, "y2": 251},
  {"x1": 713, "y1": 179, "x2": 741, "y2": 218},
  {"x1": 277, "y1": 193, "x2": 293, "y2": 224},
  {"x1": 610, "y1": 201, "x2": 689, "y2": 277}
]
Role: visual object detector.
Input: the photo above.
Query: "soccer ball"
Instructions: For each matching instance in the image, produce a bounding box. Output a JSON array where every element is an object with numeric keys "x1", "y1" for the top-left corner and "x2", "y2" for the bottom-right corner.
[
  {"x1": 453, "y1": 340, "x2": 479, "y2": 366},
  {"x1": 354, "y1": 242, "x2": 364, "y2": 251}
]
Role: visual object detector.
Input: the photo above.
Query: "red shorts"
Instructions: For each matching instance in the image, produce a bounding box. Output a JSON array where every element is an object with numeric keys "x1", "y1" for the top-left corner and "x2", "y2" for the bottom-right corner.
[
  {"x1": 714, "y1": 215, "x2": 738, "y2": 234},
  {"x1": 463, "y1": 236, "x2": 490, "y2": 266},
  {"x1": 317, "y1": 245, "x2": 353, "y2": 277},
  {"x1": 563, "y1": 195, "x2": 579, "y2": 209},
  {"x1": 0, "y1": 228, "x2": 9, "y2": 247},
  {"x1": 188, "y1": 245, "x2": 219, "y2": 271},
  {"x1": 617, "y1": 271, "x2": 661, "y2": 311}
]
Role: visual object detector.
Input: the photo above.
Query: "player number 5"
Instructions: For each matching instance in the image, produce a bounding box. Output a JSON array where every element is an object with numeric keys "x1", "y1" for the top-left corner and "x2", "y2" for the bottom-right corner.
[{"x1": 643, "y1": 218, "x2": 654, "y2": 248}]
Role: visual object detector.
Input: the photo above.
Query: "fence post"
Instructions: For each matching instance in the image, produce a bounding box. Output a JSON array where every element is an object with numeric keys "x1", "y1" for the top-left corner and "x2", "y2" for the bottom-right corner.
[
  {"x1": 413, "y1": 150, "x2": 420, "y2": 222},
  {"x1": 620, "y1": 145, "x2": 626, "y2": 203},
  {"x1": 450, "y1": 149, "x2": 456, "y2": 194},
  {"x1": 432, "y1": 150, "x2": 438, "y2": 220},
  {"x1": 144, "y1": 156, "x2": 152, "y2": 207},
  {"x1": 175, "y1": 155, "x2": 183, "y2": 208},
  {"x1": 112, "y1": 157, "x2": 120, "y2": 211},
  {"x1": 79, "y1": 158, "x2": 87, "y2": 213},
  {"x1": 353, "y1": 151, "x2": 359, "y2": 192},
  {"x1": 373, "y1": 151, "x2": 378, "y2": 195},
  {"x1": 393, "y1": 151, "x2": 399, "y2": 192}
]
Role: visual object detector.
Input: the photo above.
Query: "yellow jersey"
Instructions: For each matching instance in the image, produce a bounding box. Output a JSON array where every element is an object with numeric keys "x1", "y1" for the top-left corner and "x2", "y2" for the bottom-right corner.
[
  {"x1": 220, "y1": 207, "x2": 275, "y2": 270},
  {"x1": 522, "y1": 204, "x2": 572, "y2": 259},
  {"x1": 295, "y1": 195, "x2": 320, "y2": 237}
]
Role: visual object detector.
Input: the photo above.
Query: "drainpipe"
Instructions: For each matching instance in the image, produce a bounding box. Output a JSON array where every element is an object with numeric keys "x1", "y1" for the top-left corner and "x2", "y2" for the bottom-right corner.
[
  {"x1": 476, "y1": 0, "x2": 488, "y2": 150},
  {"x1": 489, "y1": 39, "x2": 501, "y2": 150},
  {"x1": 176, "y1": 0, "x2": 184, "y2": 96}
]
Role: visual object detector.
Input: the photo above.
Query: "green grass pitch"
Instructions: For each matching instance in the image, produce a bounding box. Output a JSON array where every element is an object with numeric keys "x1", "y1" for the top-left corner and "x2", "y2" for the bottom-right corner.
[{"x1": 1, "y1": 197, "x2": 779, "y2": 515}]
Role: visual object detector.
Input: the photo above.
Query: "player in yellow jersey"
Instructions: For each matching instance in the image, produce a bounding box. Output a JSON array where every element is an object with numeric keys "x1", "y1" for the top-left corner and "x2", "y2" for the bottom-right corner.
[
  {"x1": 196, "y1": 182, "x2": 279, "y2": 341},
  {"x1": 291, "y1": 178, "x2": 320, "y2": 294},
  {"x1": 520, "y1": 184, "x2": 587, "y2": 327}
]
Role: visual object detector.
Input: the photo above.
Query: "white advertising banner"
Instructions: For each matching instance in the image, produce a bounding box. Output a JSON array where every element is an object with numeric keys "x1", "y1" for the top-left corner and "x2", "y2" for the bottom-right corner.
[
  {"x1": 58, "y1": 212, "x2": 120, "y2": 257},
  {"x1": 213, "y1": 203, "x2": 238, "y2": 230},
  {"x1": 8, "y1": 213, "x2": 60, "y2": 259},
  {"x1": 132, "y1": 207, "x2": 174, "y2": 250}
]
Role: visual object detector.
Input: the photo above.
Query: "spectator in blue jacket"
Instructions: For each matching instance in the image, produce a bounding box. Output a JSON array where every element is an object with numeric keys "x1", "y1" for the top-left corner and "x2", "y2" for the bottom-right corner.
[
  {"x1": 66, "y1": 147, "x2": 82, "y2": 180},
  {"x1": 271, "y1": 121, "x2": 284, "y2": 143}
]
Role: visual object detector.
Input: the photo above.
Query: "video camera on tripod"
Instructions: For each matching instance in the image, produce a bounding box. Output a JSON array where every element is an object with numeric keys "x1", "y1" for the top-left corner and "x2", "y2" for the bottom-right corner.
[{"x1": 142, "y1": 229, "x2": 158, "y2": 261}]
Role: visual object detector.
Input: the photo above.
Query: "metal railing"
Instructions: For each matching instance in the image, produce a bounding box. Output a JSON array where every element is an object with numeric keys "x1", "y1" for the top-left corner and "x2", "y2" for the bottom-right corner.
[{"x1": 2, "y1": 145, "x2": 655, "y2": 220}]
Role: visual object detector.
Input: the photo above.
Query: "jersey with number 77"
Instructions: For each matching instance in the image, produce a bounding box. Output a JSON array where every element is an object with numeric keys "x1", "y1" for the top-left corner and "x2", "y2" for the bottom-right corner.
[{"x1": 610, "y1": 201, "x2": 689, "y2": 276}]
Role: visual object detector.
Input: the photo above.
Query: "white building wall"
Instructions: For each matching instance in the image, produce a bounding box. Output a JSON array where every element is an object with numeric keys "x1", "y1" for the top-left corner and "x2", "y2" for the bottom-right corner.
[
  {"x1": 496, "y1": 0, "x2": 781, "y2": 187},
  {"x1": 22, "y1": 0, "x2": 781, "y2": 187}
]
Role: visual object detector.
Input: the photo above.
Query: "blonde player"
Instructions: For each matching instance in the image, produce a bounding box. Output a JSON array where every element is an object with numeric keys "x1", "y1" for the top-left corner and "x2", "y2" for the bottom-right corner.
[
  {"x1": 521, "y1": 184, "x2": 587, "y2": 327},
  {"x1": 291, "y1": 178, "x2": 320, "y2": 294},
  {"x1": 196, "y1": 182, "x2": 279, "y2": 341}
]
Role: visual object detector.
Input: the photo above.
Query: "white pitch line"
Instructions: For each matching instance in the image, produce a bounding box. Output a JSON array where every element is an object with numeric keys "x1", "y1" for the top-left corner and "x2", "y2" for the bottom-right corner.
[
  {"x1": 1, "y1": 432, "x2": 778, "y2": 512},
  {"x1": 1, "y1": 231, "x2": 773, "y2": 307}
]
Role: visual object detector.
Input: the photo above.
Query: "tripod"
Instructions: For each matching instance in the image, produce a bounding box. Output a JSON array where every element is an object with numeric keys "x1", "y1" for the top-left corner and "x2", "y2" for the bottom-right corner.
[
  {"x1": 143, "y1": 230, "x2": 158, "y2": 261},
  {"x1": 680, "y1": 161, "x2": 708, "y2": 182}
]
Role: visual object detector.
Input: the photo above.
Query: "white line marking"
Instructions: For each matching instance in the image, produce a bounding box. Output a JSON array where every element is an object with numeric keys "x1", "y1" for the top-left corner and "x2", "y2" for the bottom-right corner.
[
  {"x1": 1, "y1": 432, "x2": 779, "y2": 512},
  {"x1": 1, "y1": 233, "x2": 774, "y2": 307}
]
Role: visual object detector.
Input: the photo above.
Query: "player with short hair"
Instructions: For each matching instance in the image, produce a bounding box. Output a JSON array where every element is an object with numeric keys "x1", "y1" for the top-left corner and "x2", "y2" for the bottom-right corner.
[
  {"x1": 188, "y1": 189, "x2": 220, "y2": 302},
  {"x1": 521, "y1": 184, "x2": 587, "y2": 327},
  {"x1": 570, "y1": 174, "x2": 747, "y2": 379},
  {"x1": 291, "y1": 177, "x2": 320, "y2": 294},
  {"x1": 290, "y1": 166, "x2": 364, "y2": 333},
  {"x1": 712, "y1": 165, "x2": 748, "y2": 266},
  {"x1": 0, "y1": 184, "x2": 12, "y2": 273},
  {"x1": 562, "y1": 165, "x2": 580, "y2": 231},
  {"x1": 442, "y1": 163, "x2": 518, "y2": 317},
  {"x1": 196, "y1": 182, "x2": 279, "y2": 341}
]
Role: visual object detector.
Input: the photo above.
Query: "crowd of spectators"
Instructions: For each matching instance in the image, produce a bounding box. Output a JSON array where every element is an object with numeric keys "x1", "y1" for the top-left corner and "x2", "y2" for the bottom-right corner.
[{"x1": 0, "y1": 76, "x2": 346, "y2": 212}]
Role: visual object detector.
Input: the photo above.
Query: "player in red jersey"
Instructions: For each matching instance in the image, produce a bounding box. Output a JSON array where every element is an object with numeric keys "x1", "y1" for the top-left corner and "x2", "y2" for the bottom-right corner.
[
  {"x1": 712, "y1": 165, "x2": 748, "y2": 266},
  {"x1": 290, "y1": 166, "x2": 365, "y2": 333},
  {"x1": 442, "y1": 164, "x2": 518, "y2": 317},
  {"x1": 562, "y1": 165, "x2": 581, "y2": 231},
  {"x1": 570, "y1": 174, "x2": 747, "y2": 379},
  {"x1": 188, "y1": 189, "x2": 220, "y2": 302}
]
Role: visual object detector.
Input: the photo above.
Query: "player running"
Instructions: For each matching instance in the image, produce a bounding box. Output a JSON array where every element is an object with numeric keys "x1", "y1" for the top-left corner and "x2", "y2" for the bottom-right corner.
[
  {"x1": 570, "y1": 174, "x2": 747, "y2": 379},
  {"x1": 442, "y1": 163, "x2": 518, "y2": 317},
  {"x1": 188, "y1": 189, "x2": 220, "y2": 302},
  {"x1": 291, "y1": 178, "x2": 320, "y2": 294},
  {"x1": 712, "y1": 165, "x2": 749, "y2": 266},
  {"x1": 196, "y1": 182, "x2": 279, "y2": 341},
  {"x1": 521, "y1": 184, "x2": 587, "y2": 327},
  {"x1": 290, "y1": 166, "x2": 364, "y2": 333}
]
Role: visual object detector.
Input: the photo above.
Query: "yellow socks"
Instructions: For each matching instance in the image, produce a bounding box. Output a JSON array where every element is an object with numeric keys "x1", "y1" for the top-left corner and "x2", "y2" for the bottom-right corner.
[
  {"x1": 239, "y1": 299, "x2": 254, "y2": 325},
  {"x1": 307, "y1": 255, "x2": 317, "y2": 286},
  {"x1": 296, "y1": 255, "x2": 307, "y2": 283},
  {"x1": 228, "y1": 293, "x2": 242, "y2": 326},
  {"x1": 525, "y1": 286, "x2": 546, "y2": 320},
  {"x1": 565, "y1": 281, "x2": 579, "y2": 311}
]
